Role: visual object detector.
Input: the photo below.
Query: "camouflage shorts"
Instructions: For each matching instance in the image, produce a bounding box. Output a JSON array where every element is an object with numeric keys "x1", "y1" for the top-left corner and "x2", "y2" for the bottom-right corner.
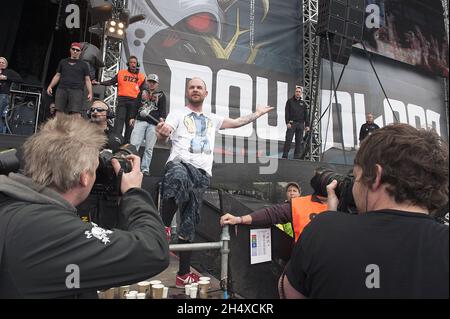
[{"x1": 160, "y1": 158, "x2": 210, "y2": 242}]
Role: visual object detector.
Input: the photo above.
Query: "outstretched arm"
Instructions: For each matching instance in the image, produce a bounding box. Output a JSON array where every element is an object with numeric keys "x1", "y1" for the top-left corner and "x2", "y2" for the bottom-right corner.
[{"x1": 220, "y1": 106, "x2": 274, "y2": 129}]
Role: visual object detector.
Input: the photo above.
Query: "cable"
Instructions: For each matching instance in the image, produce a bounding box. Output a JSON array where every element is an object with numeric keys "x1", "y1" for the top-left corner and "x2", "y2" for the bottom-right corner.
[
  {"x1": 326, "y1": 33, "x2": 348, "y2": 165},
  {"x1": 318, "y1": 63, "x2": 347, "y2": 123},
  {"x1": 361, "y1": 41, "x2": 399, "y2": 123}
]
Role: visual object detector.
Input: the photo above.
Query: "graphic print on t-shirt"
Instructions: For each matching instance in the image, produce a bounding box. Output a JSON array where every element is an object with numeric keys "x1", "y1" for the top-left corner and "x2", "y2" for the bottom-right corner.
[{"x1": 184, "y1": 112, "x2": 213, "y2": 154}]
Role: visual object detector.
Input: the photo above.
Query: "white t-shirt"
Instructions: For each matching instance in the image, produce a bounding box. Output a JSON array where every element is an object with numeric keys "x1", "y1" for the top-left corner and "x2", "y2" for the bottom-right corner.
[{"x1": 165, "y1": 107, "x2": 224, "y2": 176}]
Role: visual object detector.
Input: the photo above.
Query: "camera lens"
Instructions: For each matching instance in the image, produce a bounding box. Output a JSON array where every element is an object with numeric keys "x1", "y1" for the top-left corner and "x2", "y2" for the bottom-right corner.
[{"x1": 310, "y1": 168, "x2": 350, "y2": 198}]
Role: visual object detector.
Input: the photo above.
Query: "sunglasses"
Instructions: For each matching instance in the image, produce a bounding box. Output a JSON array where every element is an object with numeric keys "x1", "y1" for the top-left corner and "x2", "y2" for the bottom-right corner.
[
  {"x1": 71, "y1": 48, "x2": 81, "y2": 52},
  {"x1": 90, "y1": 107, "x2": 107, "y2": 113}
]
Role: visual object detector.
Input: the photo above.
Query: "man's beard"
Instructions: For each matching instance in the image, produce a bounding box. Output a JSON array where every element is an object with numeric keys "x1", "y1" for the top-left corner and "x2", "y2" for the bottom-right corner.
[
  {"x1": 90, "y1": 115, "x2": 105, "y2": 124},
  {"x1": 188, "y1": 96, "x2": 205, "y2": 105}
]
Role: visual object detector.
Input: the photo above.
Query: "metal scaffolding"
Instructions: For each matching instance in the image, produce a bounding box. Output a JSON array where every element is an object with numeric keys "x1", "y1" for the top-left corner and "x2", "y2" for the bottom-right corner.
[
  {"x1": 302, "y1": 0, "x2": 322, "y2": 161},
  {"x1": 442, "y1": 0, "x2": 449, "y2": 137},
  {"x1": 100, "y1": 0, "x2": 128, "y2": 111}
]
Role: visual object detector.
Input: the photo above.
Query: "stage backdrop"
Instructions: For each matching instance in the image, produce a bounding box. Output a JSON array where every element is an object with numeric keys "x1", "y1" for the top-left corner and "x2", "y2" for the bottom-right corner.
[
  {"x1": 363, "y1": 0, "x2": 448, "y2": 78},
  {"x1": 124, "y1": 0, "x2": 448, "y2": 161},
  {"x1": 320, "y1": 48, "x2": 448, "y2": 153}
]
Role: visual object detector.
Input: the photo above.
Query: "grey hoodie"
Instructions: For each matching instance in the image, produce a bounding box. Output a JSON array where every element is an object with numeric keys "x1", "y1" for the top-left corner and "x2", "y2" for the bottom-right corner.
[{"x1": 0, "y1": 173, "x2": 169, "y2": 298}]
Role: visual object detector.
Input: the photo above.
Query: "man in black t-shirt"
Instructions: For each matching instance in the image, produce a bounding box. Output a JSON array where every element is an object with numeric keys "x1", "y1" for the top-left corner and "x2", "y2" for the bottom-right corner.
[
  {"x1": 47, "y1": 43, "x2": 93, "y2": 118},
  {"x1": 280, "y1": 124, "x2": 449, "y2": 299}
]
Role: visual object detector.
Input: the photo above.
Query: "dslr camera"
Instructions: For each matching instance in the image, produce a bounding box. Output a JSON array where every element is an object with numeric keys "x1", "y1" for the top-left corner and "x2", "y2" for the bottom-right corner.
[
  {"x1": 0, "y1": 149, "x2": 20, "y2": 175},
  {"x1": 310, "y1": 167, "x2": 356, "y2": 213},
  {"x1": 91, "y1": 144, "x2": 138, "y2": 196}
]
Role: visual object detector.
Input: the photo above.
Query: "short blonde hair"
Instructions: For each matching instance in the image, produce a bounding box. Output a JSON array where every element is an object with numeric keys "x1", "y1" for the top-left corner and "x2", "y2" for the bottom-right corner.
[{"x1": 23, "y1": 115, "x2": 107, "y2": 192}]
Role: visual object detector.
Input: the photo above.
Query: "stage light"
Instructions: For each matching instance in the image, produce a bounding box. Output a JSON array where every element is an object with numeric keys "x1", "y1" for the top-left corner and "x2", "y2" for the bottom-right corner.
[
  {"x1": 105, "y1": 19, "x2": 126, "y2": 40},
  {"x1": 102, "y1": 9, "x2": 146, "y2": 41}
]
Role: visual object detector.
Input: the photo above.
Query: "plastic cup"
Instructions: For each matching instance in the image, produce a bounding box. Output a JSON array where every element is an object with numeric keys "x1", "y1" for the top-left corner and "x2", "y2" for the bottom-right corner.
[
  {"x1": 184, "y1": 284, "x2": 192, "y2": 295},
  {"x1": 138, "y1": 281, "x2": 151, "y2": 297},
  {"x1": 125, "y1": 292, "x2": 136, "y2": 299},
  {"x1": 149, "y1": 280, "x2": 162, "y2": 298},
  {"x1": 162, "y1": 287, "x2": 169, "y2": 299},
  {"x1": 152, "y1": 284, "x2": 164, "y2": 299},
  {"x1": 136, "y1": 293, "x2": 146, "y2": 299},
  {"x1": 119, "y1": 285, "x2": 130, "y2": 299},
  {"x1": 198, "y1": 280, "x2": 210, "y2": 299},
  {"x1": 189, "y1": 286, "x2": 198, "y2": 299}
]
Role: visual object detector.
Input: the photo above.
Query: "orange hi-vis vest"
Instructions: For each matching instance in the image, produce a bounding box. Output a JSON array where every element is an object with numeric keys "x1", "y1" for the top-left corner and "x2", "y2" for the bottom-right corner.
[
  {"x1": 291, "y1": 195, "x2": 328, "y2": 242},
  {"x1": 117, "y1": 70, "x2": 146, "y2": 98}
]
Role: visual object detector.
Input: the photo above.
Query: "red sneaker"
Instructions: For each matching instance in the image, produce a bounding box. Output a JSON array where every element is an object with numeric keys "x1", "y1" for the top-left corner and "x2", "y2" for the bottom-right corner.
[
  {"x1": 176, "y1": 272, "x2": 200, "y2": 288},
  {"x1": 165, "y1": 226, "x2": 171, "y2": 242}
]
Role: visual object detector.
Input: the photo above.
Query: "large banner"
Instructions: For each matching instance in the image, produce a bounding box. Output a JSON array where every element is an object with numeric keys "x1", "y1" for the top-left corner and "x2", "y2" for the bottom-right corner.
[
  {"x1": 320, "y1": 50, "x2": 448, "y2": 153},
  {"x1": 125, "y1": 0, "x2": 302, "y2": 148},
  {"x1": 363, "y1": 0, "x2": 448, "y2": 77},
  {"x1": 124, "y1": 0, "x2": 448, "y2": 161}
]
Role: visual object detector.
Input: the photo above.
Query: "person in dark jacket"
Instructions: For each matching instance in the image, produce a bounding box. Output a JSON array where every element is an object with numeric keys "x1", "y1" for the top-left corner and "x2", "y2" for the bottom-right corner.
[
  {"x1": 359, "y1": 113, "x2": 380, "y2": 143},
  {"x1": 0, "y1": 57, "x2": 23, "y2": 134},
  {"x1": 129, "y1": 73, "x2": 167, "y2": 175},
  {"x1": 0, "y1": 115, "x2": 169, "y2": 298},
  {"x1": 282, "y1": 86, "x2": 310, "y2": 159}
]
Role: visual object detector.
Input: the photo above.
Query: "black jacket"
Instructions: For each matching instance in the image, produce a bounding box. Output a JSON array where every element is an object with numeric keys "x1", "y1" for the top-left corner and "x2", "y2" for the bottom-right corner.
[
  {"x1": 359, "y1": 122, "x2": 380, "y2": 141},
  {"x1": 0, "y1": 69, "x2": 23, "y2": 94},
  {"x1": 0, "y1": 173, "x2": 169, "y2": 298},
  {"x1": 285, "y1": 96, "x2": 309, "y2": 126}
]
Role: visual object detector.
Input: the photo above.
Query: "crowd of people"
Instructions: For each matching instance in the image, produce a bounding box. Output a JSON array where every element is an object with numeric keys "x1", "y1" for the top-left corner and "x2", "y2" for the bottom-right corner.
[{"x1": 0, "y1": 42, "x2": 448, "y2": 299}]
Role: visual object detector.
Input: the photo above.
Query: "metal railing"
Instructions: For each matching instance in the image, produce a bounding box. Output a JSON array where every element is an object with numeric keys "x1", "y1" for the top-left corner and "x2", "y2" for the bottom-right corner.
[
  {"x1": 169, "y1": 225, "x2": 230, "y2": 299},
  {"x1": 158, "y1": 187, "x2": 231, "y2": 299}
]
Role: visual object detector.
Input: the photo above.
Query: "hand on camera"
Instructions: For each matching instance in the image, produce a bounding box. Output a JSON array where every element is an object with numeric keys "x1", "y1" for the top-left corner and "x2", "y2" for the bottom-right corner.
[
  {"x1": 326, "y1": 180, "x2": 339, "y2": 211},
  {"x1": 111, "y1": 154, "x2": 143, "y2": 194}
]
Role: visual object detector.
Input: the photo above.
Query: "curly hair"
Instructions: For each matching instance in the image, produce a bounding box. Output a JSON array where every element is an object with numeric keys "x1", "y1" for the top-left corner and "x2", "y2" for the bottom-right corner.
[
  {"x1": 23, "y1": 115, "x2": 107, "y2": 193},
  {"x1": 354, "y1": 123, "x2": 448, "y2": 212}
]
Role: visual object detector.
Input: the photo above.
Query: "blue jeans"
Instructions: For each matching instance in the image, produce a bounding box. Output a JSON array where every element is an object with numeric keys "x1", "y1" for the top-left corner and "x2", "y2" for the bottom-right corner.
[
  {"x1": 130, "y1": 120, "x2": 157, "y2": 173},
  {"x1": 0, "y1": 94, "x2": 10, "y2": 134}
]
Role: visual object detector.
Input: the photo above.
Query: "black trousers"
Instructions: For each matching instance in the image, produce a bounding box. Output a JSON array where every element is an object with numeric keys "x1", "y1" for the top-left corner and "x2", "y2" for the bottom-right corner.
[
  {"x1": 282, "y1": 122, "x2": 304, "y2": 158},
  {"x1": 113, "y1": 98, "x2": 138, "y2": 143}
]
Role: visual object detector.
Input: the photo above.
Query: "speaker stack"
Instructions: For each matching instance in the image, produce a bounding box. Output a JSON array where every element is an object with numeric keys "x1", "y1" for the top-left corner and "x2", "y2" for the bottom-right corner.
[{"x1": 317, "y1": 0, "x2": 366, "y2": 65}]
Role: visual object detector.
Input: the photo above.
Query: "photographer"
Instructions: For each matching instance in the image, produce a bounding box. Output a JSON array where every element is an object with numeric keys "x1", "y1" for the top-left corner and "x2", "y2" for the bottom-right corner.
[
  {"x1": 220, "y1": 182, "x2": 328, "y2": 242},
  {"x1": 77, "y1": 100, "x2": 126, "y2": 228},
  {"x1": 0, "y1": 115, "x2": 169, "y2": 298},
  {"x1": 280, "y1": 124, "x2": 449, "y2": 299}
]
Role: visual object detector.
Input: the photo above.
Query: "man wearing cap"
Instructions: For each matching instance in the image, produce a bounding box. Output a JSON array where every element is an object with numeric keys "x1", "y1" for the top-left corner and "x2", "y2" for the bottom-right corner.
[
  {"x1": 47, "y1": 43, "x2": 93, "y2": 118},
  {"x1": 129, "y1": 73, "x2": 166, "y2": 175},
  {"x1": 276, "y1": 182, "x2": 302, "y2": 237}
]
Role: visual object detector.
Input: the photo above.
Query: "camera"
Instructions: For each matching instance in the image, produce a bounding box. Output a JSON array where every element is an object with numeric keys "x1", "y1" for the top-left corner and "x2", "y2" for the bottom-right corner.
[
  {"x1": 310, "y1": 167, "x2": 356, "y2": 213},
  {"x1": 92, "y1": 144, "x2": 138, "y2": 195},
  {"x1": 139, "y1": 100, "x2": 157, "y2": 118},
  {"x1": 0, "y1": 149, "x2": 20, "y2": 175}
]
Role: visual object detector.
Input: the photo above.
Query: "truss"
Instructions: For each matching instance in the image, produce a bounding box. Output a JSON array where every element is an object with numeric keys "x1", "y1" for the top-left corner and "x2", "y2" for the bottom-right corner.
[
  {"x1": 302, "y1": 0, "x2": 322, "y2": 161},
  {"x1": 100, "y1": 0, "x2": 128, "y2": 111}
]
